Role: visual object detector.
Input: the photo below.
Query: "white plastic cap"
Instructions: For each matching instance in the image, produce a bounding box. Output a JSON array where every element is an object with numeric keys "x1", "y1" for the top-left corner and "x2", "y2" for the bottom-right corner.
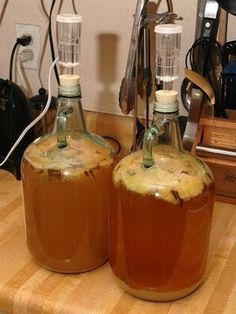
[
  {"x1": 154, "y1": 90, "x2": 179, "y2": 113},
  {"x1": 56, "y1": 14, "x2": 82, "y2": 23},
  {"x1": 155, "y1": 24, "x2": 182, "y2": 34},
  {"x1": 59, "y1": 74, "x2": 80, "y2": 87}
]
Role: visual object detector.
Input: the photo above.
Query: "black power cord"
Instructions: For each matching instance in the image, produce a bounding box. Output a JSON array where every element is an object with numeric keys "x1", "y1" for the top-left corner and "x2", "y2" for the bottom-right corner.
[
  {"x1": 183, "y1": 37, "x2": 225, "y2": 117},
  {"x1": 9, "y1": 35, "x2": 32, "y2": 82},
  {"x1": 0, "y1": 0, "x2": 9, "y2": 26},
  {"x1": 49, "y1": 0, "x2": 60, "y2": 85}
]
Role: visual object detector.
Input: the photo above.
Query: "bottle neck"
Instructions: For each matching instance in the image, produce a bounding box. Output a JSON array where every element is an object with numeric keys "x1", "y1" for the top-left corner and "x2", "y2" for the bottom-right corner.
[
  {"x1": 143, "y1": 109, "x2": 183, "y2": 168},
  {"x1": 152, "y1": 110, "x2": 183, "y2": 152},
  {"x1": 55, "y1": 85, "x2": 87, "y2": 149}
]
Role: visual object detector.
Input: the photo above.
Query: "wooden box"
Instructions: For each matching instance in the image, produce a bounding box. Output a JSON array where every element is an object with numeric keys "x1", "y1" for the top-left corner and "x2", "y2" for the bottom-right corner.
[{"x1": 192, "y1": 112, "x2": 236, "y2": 204}]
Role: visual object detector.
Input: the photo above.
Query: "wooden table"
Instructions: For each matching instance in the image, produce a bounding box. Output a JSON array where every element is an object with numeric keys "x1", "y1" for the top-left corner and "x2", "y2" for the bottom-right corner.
[{"x1": 0, "y1": 167, "x2": 236, "y2": 314}]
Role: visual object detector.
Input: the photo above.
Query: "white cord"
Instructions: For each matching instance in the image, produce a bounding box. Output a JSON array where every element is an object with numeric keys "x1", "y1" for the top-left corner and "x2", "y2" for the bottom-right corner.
[{"x1": 0, "y1": 57, "x2": 58, "y2": 167}]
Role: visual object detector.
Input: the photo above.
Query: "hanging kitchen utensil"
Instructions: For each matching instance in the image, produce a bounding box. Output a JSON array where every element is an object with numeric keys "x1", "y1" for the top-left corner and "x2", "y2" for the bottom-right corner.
[{"x1": 216, "y1": 0, "x2": 236, "y2": 15}]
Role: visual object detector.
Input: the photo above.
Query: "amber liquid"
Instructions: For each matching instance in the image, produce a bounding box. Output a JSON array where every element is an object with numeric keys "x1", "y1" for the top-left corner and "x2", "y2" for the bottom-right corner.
[
  {"x1": 22, "y1": 159, "x2": 113, "y2": 273},
  {"x1": 109, "y1": 183, "x2": 215, "y2": 300}
]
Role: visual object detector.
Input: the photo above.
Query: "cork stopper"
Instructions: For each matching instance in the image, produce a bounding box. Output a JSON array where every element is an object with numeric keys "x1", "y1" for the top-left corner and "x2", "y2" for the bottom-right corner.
[
  {"x1": 59, "y1": 74, "x2": 80, "y2": 87},
  {"x1": 59, "y1": 74, "x2": 80, "y2": 96},
  {"x1": 154, "y1": 90, "x2": 178, "y2": 113}
]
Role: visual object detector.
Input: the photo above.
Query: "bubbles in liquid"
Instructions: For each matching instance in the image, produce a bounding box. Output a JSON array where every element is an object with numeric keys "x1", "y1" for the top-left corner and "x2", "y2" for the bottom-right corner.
[{"x1": 58, "y1": 61, "x2": 80, "y2": 68}]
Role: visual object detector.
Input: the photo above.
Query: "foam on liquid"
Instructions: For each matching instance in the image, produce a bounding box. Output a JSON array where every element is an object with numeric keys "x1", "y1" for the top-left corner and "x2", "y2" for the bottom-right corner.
[
  {"x1": 24, "y1": 132, "x2": 114, "y2": 176},
  {"x1": 113, "y1": 145, "x2": 213, "y2": 204}
]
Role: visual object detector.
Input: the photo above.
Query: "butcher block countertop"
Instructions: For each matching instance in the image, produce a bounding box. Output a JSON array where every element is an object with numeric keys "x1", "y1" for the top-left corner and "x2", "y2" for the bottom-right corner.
[
  {"x1": 0, "y1": 112, "x2": 236, "y2": 314},
  {"x1": 0, "y1": 169, "x2": 236, "y2": 314}
]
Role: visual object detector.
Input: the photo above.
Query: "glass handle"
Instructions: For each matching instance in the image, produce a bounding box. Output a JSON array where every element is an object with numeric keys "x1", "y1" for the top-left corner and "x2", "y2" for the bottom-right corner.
[
  {"x1": 56, "y1": 107, "x2": 73, "y2": 149},
  {"x1": 143, "y1": 125, "x2": 160, "y2": 168}
]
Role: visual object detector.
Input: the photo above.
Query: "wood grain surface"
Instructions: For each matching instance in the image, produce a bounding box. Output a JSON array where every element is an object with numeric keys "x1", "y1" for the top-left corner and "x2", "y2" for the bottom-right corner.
[
  {"x1": 0, "y1": 112, "x2": 236, "y2": 314},
  {"x1": 1, "y1": 170, "x2": 236, "y2": 314}
]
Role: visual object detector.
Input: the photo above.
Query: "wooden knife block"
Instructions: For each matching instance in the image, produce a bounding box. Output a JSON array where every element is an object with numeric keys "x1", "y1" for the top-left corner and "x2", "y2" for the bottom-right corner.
[{"x1": 191, "y1": 108, "x2": 236, "y2": 204}]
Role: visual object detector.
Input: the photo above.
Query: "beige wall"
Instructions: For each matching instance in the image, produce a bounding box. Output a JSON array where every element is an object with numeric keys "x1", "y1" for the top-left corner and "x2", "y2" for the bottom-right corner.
[{"x1": 0, "y1": 1, "x2": 235, "y2": 116}]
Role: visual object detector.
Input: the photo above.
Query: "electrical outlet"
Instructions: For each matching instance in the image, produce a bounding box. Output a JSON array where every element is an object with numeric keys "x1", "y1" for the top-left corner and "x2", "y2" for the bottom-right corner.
[{"x1": 16, "y1": 24, "x2": 40, "y2": 69}]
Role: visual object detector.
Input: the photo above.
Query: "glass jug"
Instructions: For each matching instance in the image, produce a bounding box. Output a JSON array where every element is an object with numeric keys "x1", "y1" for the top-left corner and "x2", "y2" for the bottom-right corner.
[
  {"x1": 21, "y1": 78, "x2": 115, "y2": 273},
  {"x1": 109, "y1": 90, "x2": 215, "y2": 301}
]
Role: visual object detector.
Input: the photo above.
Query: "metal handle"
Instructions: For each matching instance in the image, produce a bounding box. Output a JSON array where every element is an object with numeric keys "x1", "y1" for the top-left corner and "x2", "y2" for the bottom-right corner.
[{"x1": 196, "y1": 145, "x2": 236, "y2": 157}]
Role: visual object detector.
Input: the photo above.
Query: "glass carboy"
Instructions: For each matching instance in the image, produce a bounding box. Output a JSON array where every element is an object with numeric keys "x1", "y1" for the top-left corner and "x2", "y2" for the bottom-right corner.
[
  {"x1": 109, "y1": 90, "x2": 215, "y2": 301},
  {"x1": 21, "y1": 14, "x2": 115, "y2": 273}
]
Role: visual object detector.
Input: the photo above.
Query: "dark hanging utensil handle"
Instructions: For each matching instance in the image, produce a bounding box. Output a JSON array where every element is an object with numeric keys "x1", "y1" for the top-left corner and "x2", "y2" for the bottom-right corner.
[{"x1": 215, "y1": 0, "x2": 236, "y2": 15}]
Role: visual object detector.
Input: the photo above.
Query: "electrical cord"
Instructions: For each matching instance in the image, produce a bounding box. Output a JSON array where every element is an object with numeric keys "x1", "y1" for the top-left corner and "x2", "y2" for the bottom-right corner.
[
  {"x1": 49, "y1": 0, "x2": 60, "y2": 84},
  {"x1": 56, "y1": 0, "x2": 78, "y2": 14},
  {"x1": 9, "y1": 42, "x2": 19, "y2": 82},
  {"x1": 185, "y1": 37, "x2": 223, "y2": 72},
  {"x1": 39, "y1": 0, "x2": 49, "y2": 18},
  {"x1": 72, "y1": 0, "x2": 78, "y2": 14},
  {"x1": 0, "y1": 58, "x2": 58, "y2": 167},
  {"x1": 39, "y1": 0, "x2": 62, "y2": 88},
  {"x1": 9, "y1": 35, "x2": 32, "y2": 82},
  {"x1": 38, "y1": 0, "x2": 50, "y2": 89},
  {"x1": 0, "y1": 0, "x2": 9, "y2": 26},
  {"x1": 58, "y1": 0, "x2": 63, "y2": 14},
  {"x1": 184, "y1": 37, "x2": 224, "y2": 116}
]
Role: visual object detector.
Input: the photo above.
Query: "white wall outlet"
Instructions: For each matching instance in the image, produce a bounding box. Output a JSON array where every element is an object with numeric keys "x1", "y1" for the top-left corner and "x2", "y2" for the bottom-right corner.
[{"x1": 16, "y1": 24, "x2": 40, "y2": 69}]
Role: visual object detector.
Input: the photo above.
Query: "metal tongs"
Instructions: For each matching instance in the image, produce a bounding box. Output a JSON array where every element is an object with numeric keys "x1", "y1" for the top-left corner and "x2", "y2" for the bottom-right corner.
[
  {"x1": 119, "y1": 0, "x2": 149, "y2": 116},
  {"x1": 119, "y1": 0, "x2": 181, "y2": 150}
]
